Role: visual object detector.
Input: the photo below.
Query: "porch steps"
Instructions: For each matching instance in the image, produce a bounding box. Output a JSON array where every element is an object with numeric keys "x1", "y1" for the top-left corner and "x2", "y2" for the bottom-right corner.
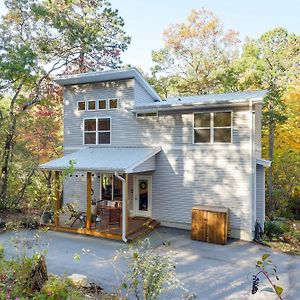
[{"x1": 127, "y1": 219, "x2": 160, "y2": 242}]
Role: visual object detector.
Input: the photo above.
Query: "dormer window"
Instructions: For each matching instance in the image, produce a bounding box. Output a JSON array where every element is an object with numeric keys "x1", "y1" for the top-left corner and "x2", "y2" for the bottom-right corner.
[
  {"x1": 109, "y1": 98, "x2": 118, "y2": 109},
  {"x1": 77, "y1": 101, "x2": 86, "y2": 111},
  {"x1": 87, "y1": 100, "x2": 96, "y2": 111},
  {"x1": 99, "y1": 99, "x2": 107, "y2": 110}
]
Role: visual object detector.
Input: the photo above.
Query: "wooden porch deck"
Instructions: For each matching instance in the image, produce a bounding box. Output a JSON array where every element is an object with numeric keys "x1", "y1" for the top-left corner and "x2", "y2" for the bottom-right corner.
[{"x1": 43, "y1": 217, "x2": 160, "y2": 242}]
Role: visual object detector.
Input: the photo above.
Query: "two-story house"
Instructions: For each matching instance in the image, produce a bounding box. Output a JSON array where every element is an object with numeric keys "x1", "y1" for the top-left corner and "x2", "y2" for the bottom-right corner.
[{"x1": 40, "y1": 68, "x2": 270, "y2": 242}]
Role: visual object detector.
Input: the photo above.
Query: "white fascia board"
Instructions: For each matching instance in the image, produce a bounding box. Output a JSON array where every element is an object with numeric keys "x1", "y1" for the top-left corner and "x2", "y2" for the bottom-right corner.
[{"x1": 132, "y1": 100, "x2": 259, "y2": 113}]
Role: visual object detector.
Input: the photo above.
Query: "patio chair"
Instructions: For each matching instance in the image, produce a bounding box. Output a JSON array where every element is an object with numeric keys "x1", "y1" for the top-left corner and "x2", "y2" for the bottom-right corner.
[
  {"x1": 107, "y1": 208, "x2": 121, "y2": 229},
  {"x1": 66, "y1": 203, "x2": 86, "y2": 227}
]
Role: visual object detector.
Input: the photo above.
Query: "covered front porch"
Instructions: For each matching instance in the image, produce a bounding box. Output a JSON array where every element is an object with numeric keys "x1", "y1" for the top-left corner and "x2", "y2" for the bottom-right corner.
[{"x1": 39, "y1": 147, "x2": 161, "y2": 242}]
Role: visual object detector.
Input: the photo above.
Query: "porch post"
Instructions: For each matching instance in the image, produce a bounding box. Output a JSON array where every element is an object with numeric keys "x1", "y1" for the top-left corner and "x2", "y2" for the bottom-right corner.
[
  {"x1": 86, "y1": 172, "x2": 92, "y2": 230},
  {"x1": 54, "y1": 171, "x2": 60, "y2": 227},
  {"x1": 125, "y1": 174, "x2": 129, "y2": 237}
]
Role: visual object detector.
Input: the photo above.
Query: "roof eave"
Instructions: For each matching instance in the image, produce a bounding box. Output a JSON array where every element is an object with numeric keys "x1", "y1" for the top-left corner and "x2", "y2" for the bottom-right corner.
[
  {"x1": 39, "y1": 166, "x2": 128, "y2": 173},
  {"x1": 132, "y1": 98, "x2": 264, "y2": 113},
  {"x1": 54, "y1": 68, "x2": 161, "y2": 101}
]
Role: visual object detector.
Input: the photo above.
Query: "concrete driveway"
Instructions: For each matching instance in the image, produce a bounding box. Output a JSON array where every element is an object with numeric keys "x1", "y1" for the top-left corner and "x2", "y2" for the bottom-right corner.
[{"x1": 0, "y1": 227, "x2": 299, "y2": 300}]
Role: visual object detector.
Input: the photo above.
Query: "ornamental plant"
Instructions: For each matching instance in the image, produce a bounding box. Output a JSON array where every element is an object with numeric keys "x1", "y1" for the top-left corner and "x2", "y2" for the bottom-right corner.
[
  {"x1": 116, "y1": 238, "x2": 185, "y2": 300},
  {"x1": 251, "y1": 254, "x2": 283, "y2": 299}
]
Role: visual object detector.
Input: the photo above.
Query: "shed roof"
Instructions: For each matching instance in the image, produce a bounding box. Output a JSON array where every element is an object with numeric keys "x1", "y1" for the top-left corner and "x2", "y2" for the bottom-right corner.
[
  {"x1": 39, "y1": 147, "x2": 161, "y2": 173},
  {"x1": 133, "y1": 90, "x2": 267, "y2": 112},
  {"x1": 54, "y1": 67, "x2": 161, "y2": 101}
]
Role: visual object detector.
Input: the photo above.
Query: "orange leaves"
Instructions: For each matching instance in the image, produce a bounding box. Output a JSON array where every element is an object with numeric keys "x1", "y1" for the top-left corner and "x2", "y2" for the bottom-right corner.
[{"x1": 276, "y1": 83, "x2": 300, "y2": 151}]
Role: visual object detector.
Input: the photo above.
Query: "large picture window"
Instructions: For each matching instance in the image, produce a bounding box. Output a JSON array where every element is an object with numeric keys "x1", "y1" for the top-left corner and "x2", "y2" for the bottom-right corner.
[
  {"x1": 83, "y1": 118, "x2": 111, "y2": 145},
  {"x1": 194, "y1": 112, "x2": 232, "y2": 143}
]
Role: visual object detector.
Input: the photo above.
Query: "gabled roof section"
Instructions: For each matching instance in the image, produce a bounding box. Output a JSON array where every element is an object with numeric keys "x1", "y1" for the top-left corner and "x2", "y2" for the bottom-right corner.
[
  {"x1": 54, "y1": 67, "x2": 161, "y2": 101},
  {"x1": 39, "y1": 147, "x2": 161, "y2": 173},
  {"x1": 133, "y1": 90, "x2": 267, "y2": 112}
]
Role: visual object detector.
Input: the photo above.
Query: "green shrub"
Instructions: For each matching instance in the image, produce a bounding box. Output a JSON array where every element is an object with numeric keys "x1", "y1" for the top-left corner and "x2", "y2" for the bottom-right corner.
[
  {"x1": 118, "y1": 238, "x2": 183, "y2": 300},
  {"x1": 264, "y1": 220, "x2": 285, "y2": 238},
  {"x1": 0, "y1": 243, "x2": 4, "y2": 260},
  {"x1": 33, "y1": 276, "x2": 84, "y2": 300}
]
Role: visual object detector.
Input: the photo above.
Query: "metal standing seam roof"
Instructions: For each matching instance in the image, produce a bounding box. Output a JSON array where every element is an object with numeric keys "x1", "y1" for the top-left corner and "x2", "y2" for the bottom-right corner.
[
  {"x1": 39, "y1": 147, "x2": 161, "y2": 173},
  {"x1": 133, "y1": 90, "x2": 268, "y2": 112},
  {"x1": 54, "y1": 67, "x2": 161, "y2": 101}
]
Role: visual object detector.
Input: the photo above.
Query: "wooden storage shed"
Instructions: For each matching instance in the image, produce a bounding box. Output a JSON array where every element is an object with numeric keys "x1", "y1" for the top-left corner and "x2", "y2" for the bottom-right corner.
[{"x1": 191, "y1": 205, "x2": 229, "y2": 245}]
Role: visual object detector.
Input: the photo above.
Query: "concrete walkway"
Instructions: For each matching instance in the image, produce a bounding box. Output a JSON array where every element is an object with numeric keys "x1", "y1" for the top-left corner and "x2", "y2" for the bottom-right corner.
[{"x1": 0, "y1": 227, "x2": 299, "y2": 300}]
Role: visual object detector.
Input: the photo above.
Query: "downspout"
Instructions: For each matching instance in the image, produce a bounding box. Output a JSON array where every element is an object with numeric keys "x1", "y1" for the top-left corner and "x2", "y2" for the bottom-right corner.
[
  {"x1": 249, "y1": 99, "x2": 255, "y2": 239},
  {"x1": 114, "y1": 171, "x2": 127, "y2": 243}
]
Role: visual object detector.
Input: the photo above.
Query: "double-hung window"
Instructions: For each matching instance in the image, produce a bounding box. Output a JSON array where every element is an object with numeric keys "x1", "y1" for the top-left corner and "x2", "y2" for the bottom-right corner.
[
  {"x1": 84, "y1": 118, "x2": 111, "y2": 145},
  {"x1": 194, "y1": 112, "x2": 232, "y2": 143},
  {"x1": 84, "y1": 119, "x2": 97, "y2": 144},
  {"x1": 98, "y1": 118, "x2": 111, "y2": 144}
]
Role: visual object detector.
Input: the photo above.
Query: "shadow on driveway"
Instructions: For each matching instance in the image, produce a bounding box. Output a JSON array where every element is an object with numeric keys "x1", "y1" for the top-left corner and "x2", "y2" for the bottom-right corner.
[{"x1": 0, "y1": 227, "x2": 299, "y2": 300}]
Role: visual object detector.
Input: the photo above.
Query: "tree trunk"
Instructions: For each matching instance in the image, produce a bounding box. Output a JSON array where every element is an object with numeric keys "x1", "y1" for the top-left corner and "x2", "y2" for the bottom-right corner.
[
  {"x1": 0, "y1": 81, "x2": 24, "y2": 208},
  {"x1": 268, "y1": 104, "x2": 274, "y2": 214},
  {"x1": 79, "y1": 51, "x2": 85, "y2": 73}
]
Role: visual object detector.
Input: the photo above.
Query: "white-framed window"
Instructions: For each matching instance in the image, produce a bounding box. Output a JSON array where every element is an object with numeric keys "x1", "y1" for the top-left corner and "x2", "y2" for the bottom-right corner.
[
  {"x1": 84, "y1": 119, "x2": 97, "y2": 144},
  {"x1": 108, "y1": 98, "x2": 118, "y2": 109},
  {"x1": 98, "y1": 99, "x2": 107, "y2": 110},
  {"x1": 83, "y1": 118, "x2": 111, "y2": 145},
  {"x1": 87, "y1": 100, "x2": 96, "y2": 111},
  {"x1": 193, "y1": 111, "x2": 232, "y2": 143},
  {"x1": 77, "y1": 101, "x2": 86, "y2": 111},
  {"x1": 136, "y1": 112, "x2": 158, "y2": 118},
  {"x1": 98, "y1": 118, "x2": 111, "y2": 144}
]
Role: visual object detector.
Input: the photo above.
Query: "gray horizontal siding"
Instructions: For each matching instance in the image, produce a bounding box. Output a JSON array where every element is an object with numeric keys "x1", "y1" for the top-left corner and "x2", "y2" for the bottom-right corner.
[
  {"x1": 64, "y1": 94, "x2": 251, "y2": 148},
  {"x1": 62, "y1": 80, "x2": 254, "y2": 235},
  {"x1": 152, "y1": 149, "x2": 251, "y2": 231},
  {"x1": 134, "y1": 80, "x2": 155, "y2": 106},
  {"x1": 64, "y1": 79, "x2": 134, "y2": 149},
  {"x1": 133, "y1": 156, "x2": 156, "y2": 173}
]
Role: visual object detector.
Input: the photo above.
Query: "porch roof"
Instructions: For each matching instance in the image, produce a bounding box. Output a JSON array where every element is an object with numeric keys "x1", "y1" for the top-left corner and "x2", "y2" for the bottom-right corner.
[{"x1": 39, "y1": 147, "x2": 161, "y2": 173}]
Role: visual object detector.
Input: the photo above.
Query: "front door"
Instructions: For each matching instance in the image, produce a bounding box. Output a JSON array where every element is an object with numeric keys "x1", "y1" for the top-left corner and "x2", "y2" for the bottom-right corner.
[{"x1": 133, "y1": 175, "x2": 152, "y2": 218}]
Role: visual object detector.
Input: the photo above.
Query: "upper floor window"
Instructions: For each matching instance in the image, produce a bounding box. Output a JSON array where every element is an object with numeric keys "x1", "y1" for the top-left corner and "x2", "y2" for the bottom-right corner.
[
  {"x1": 87, "y1": 100, "x2": 96, "y2": 111},
  {"x1": 99, "y1": 99, "x2": 107, "y2": 110},
  {"x1": 194, "y1": 112, "x2": 232, "y2": 143},
  {"x1": 84, "y1": 119, "x2": 96, "y2": 144},
  {"x1": 98, "y1": 118, "x2": 111, "y2": 144},
  {"x1": 84, "y1": 118, "x2": 111, "y2": 145},
  {"x1": 77, "y1": 101, "x2": 86, "y2": 111},
  {"x1": 109, "y1": 98, "x2": 118, "y2": 109}
]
